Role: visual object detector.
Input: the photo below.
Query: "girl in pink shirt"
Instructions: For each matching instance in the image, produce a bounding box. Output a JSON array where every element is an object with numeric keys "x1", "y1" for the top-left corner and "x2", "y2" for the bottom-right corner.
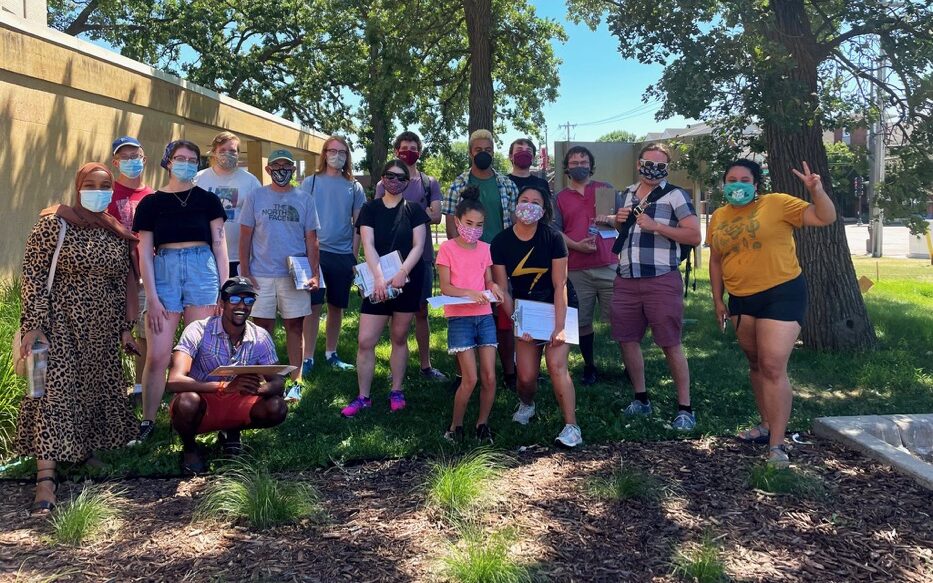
[{"x1": 436, "y1": 187, "x2": 504, "y2": 443}]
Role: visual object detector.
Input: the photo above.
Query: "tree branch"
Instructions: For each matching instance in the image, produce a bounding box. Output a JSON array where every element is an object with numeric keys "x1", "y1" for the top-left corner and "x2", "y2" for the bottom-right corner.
[{"x1": 63, "y1": 0, "x2": 100, "y2": 36}]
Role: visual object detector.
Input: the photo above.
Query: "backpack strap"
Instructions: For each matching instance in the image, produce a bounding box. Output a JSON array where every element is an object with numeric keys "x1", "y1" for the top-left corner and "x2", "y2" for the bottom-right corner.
[
  {"x1": 610, "y1": 182, "x2": 678, "y2": 255},
  {"x1": 46, "y1": 218, "x2": 67, "y2": 295}
]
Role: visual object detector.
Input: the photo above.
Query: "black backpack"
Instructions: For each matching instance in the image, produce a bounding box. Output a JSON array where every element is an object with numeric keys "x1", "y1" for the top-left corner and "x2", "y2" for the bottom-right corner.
[{"x1": 611, "y1": 183, "x2": 696, "y2": 296}]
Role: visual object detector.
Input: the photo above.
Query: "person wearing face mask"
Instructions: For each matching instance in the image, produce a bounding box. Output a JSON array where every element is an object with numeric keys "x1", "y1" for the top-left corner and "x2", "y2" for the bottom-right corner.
[
  {"x1": 612, "y1": 143, "x2": 701, "y2": 432},
  {"x1": 375, "y1": 131, "x2": 446, "y2": 382},
  {"x1": 130, "y1": 140, "x2": 228, "y2": 446},
  {"x1": 491, "y1": 186, "x2": 583, "y2": 449},
  {"x1": 239, "y1": 150, "x2": 320, "y2": 386},
  {"x1": 108, "y1": 136, "x2": 155, "y2": 400},
  {"x1": 554, "y1": 146, "x2": 620, "y2": 386},
  {"x1": 442, "y1": 129, "x2": 520, "y2": 391},
  {"x1": 195, "y1": 132, "x2": 262, "y2": 277},
  {"x1": 708, "y1": 159, "x2": 836, "y2": 467},
  {"x1": 507, "y1": 138, "x2": 552, "y2": 202},
  {"x1": 342, "y1": 160, "x2": 431, "y2": 417},
  {"x1": 299, "y1": 135, "x2": 367, "y2": 375},
  {"x1": 16, "y1": 163, "x2": 140, "y2": 516}
]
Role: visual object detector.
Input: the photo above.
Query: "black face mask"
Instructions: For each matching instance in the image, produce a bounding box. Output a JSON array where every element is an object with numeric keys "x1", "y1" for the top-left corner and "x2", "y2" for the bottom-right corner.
[
  {"x1": 271, "y1": 168, "x2": 294, "y2": 186},
  {"x1": 473, "y1": 151, "x2": 493, "y2": 170}
]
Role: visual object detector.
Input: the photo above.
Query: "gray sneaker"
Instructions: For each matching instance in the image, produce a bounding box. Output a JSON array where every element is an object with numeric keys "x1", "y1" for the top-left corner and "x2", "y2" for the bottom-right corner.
[
  {"x1": 512, "y1": 402, "x2": 536, "y2": 425},
  {"x1": 672, "y1": 410, "x2": 696, "y2": 431},
  {"x1": 555, "y1": 424, "x2": 583, "y2": 449},
  {"x1": 623, "y1": 399, "x2": 653, "y2": 416}
]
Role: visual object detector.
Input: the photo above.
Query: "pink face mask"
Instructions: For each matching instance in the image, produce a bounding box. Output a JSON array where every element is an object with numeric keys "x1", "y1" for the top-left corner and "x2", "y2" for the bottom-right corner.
[{"x1": 456, "y1": 221, "x2": 484, "y2": 244}]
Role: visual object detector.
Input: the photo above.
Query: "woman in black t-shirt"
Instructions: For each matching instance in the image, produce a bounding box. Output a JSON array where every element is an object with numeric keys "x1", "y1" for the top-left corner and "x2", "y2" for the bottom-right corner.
[
  {"x1": 341, "y1": 159, "x2": 430, "y2": 418},
  {"x1": 491, "y1": 186, "x2": 582, "y2": 449},
  {"x1": 130, "y1": 140, "x2": 228, "y2": 446}
]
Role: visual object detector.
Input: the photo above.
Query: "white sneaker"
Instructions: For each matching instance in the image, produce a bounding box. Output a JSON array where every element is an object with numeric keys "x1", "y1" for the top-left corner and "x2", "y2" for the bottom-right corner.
[
  {"x1": 512, "y1": 401, "x2": 536, "y2": 425},
  {"x1": 284, "y1": 385, "x2": 303, "y2": 402},
  {"x1": 555, "y1": 424, "x2": 583, "y2": 449}
]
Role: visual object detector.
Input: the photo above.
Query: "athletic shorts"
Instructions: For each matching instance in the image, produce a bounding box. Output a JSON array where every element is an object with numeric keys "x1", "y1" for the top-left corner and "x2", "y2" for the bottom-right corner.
[
  {"x1": 610, "y1": 270, "x2": 684, "y2": 347},
  {"x1": 310, "y1": 251, "x2": 355, "y2": 309},
  {"x1": 170, "y1": 391, "x2": 261, "y2": 434},
  {"x1": 252, "y1": 276, "x2": 312, "y2": 320},
  {"x1": 360, "y1": 264, "x2": 424, "y2": 315},
  {"x1": 728, "y1": 274, "x2": 807, "y2": 326},
  {"x1": 420, "y1": 261, "x2": 435, "y2": 303}
]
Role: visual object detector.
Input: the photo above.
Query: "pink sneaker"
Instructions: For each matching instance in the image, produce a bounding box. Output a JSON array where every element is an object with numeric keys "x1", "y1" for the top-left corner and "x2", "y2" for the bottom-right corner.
[
  {"x1": 389, "y1": 390, "x2": 407, "y2": 412},
  {"x1": 341, "y1": 396, "x2": 371, "y2": 418}
]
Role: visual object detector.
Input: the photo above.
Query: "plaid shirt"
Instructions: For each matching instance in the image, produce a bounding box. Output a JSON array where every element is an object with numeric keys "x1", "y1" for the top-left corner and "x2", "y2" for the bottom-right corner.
[
  {"x1": 442, "y1": 169, "x2": 518, "y2": 232},
  {"x1": 616, "y1": 181, "x2": 697, "y2": 278},
  {"x1": 174, "y1": 316, "x2": 278, "y2": 382}
]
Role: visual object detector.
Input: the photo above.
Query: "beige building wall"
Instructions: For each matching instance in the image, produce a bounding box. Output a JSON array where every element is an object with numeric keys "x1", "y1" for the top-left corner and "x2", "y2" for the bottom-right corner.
[{"x1": 0, "y1": 12, "x2": 326, "y2": 277}]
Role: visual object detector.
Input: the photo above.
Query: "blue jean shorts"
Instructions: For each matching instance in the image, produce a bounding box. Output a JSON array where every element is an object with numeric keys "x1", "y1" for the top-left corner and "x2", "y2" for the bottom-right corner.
[
  {"x1": 153, "y1": 246, "x2": 219, "y2": 313},
  {"x1": 447, "y1": 315, "x2": 498, "y2": 353}
]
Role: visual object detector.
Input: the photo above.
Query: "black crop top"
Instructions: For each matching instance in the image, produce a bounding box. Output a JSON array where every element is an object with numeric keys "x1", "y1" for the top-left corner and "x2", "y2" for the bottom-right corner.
[{"x1": 132, "y1": 187, "x2": 226, "y2": 248}]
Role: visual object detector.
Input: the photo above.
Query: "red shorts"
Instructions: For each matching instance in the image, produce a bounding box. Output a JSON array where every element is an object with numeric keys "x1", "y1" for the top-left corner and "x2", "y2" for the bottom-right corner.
[
  {"x1": 495, "y1": 303, "x2": 512, "y2": 331},
  {"x1": 610, "y1": 270, "x2": 684, "y2": 347},
  {"x1": 170, "y1": 391, "x2": 261, "y2": 434}
]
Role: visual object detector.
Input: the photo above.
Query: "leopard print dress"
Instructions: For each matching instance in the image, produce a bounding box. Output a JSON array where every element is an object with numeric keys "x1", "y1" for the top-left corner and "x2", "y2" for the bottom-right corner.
[{"x1": 16, "y1": 215, "x2": 137, "y2": 462}]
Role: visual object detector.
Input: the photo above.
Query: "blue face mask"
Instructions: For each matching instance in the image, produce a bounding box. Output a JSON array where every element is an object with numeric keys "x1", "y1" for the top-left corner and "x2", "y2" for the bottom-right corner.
[
  {"x1": 171, "y1": 161, "x2": 198, "y2": 182},
  {"x1": 723, "y1": 182, "x2": 756, "y2": 206},
  {"x1": 119, "y1": 158, "x2": 144, "y2": 179},
  {"x1": 79, "y1": 190, "x2": 113, "y2": 213},
  {"x1": 567, "y1": 166, "x2": 591, "y2": 182}
]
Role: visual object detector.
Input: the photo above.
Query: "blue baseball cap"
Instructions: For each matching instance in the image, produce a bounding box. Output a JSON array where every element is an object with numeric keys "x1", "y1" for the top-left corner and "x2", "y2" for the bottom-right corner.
[{"x1": 112, "y1": 136, "x2": 142, "y2": 155}]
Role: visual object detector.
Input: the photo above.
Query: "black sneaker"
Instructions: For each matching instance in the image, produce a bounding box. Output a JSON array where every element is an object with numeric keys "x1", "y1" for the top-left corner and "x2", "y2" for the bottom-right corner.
[
  {"x1": 475, "y1": 424, "x2": 494, "y2": 444},
  {"x1": 180, "y1": 447, "x2": 207, "y2": 475},
  {"x1": 443, "y1": 426, "x2": 464, "y2": 443},
  {"x1": 218, "y1": 430, "x2": 243, "y2": 456},
  {"x1": 582, "y1": 365, "x2": 598, "y2": 386},
  {"x1": 128, "y1": 420, "x2": 154, "y2": 446}
]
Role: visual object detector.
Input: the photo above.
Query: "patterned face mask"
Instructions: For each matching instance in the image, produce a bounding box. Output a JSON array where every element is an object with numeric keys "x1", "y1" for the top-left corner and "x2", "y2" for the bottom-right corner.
[
  {"x1": 515, "y1": 201, "x2": 545, "y2": 225},
  {"x1": 638, "y1": 160, "x2": 669, "y2": 181},
  {"x1": 271, "y1": 168, "x2": 294, "y2": 186},
  {"x1": 456, "y1": 221, "x2": 484, "y2": 243},
  {"x1": 723, "y1": 181, "x2": 756, "y2": 206}
]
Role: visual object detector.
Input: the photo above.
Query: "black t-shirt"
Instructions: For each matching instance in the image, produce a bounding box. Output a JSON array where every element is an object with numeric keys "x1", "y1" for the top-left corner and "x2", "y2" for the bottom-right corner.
[
  {"x1": 132, "y1": 186, "x2": 226, "y2": 248},
  {"x1": 491, "y1": 223, "x2": 568, "y2": 303},
  {"x1": 508, "y1": 174, "x2": 552, "y2": 200},
  {"x1": 355, "y1": 198, "x2": 430, "y2": 263}
]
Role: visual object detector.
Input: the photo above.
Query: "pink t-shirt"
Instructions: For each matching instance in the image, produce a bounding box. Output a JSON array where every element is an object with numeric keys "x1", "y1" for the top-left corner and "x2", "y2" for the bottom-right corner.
[{"x1": 436, "y1": 239, "x2": 493, "y2": 318}]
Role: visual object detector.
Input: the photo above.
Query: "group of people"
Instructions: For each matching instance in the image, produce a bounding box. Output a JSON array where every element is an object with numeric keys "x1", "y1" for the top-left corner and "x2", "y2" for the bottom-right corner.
[{"x1": 13, "y1": 126, "x2": 836, "y2": 516}]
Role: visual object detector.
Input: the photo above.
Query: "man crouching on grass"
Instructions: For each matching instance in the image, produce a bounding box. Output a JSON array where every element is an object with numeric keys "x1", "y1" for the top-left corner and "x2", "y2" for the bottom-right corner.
[{"x1": 167, "y1": 277, "x2": 287, "y2": 474}]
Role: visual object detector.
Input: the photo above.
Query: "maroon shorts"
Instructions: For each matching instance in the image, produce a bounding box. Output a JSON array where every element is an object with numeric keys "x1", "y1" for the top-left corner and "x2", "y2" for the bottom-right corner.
[
  {"x1": 495, "y1": 303, "x2": 512, "y2": 331},
  {"x1": 610, "y1": 270, "x2": 684, "y2": 347},
  {"x1": 170, "y1": 391, "x2": 261, "y2": 434}
]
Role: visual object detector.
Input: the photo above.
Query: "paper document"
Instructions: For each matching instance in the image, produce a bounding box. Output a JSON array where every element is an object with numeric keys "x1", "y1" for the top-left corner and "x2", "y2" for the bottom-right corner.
[
  {"x1": 597, "y1": 227, "x2": 618, "y2": 239},
  {"x1": 209, "y1": 365, "x2": 297, "y2": 377},
  {"x1": 427, "y1": 290, "x2": 497, "y2": 309},
  {"x1": 288, "y1": 256, "x2": 325, "y2": 290},
  {"x1": 353, "y1": 251, "x2": 408, "y2": 297},
  {"x1": 595, "y1": 186, "x2": 619, "y2": 215},
  {"x1": 512, "y1": 299, "x2": 580, "y2": 344}
]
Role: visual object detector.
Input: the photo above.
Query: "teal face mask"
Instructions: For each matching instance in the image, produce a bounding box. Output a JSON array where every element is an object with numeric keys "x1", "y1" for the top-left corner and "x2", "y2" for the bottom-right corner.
[{"x1": 723, "y1": 182, "x2": 756, "y2": 206}]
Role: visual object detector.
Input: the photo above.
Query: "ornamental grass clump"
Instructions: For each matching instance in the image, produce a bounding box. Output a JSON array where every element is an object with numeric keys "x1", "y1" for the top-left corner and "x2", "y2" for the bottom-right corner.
[
  {"x1": 49, "y1": 484, "x2": 124, "y2": 546},
  {"x1": 425, "y1": 447, "x2": 506, "y2": 521},
  {"x1": 442, "y1": 527, "x2": 531, "y2": 583},
  {"x1": 671, "y1": 534, "x2": 728, "y2": 583}
]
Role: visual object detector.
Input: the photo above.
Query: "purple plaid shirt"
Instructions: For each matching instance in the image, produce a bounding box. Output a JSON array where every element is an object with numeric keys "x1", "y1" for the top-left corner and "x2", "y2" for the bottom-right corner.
[{"x1": 174, "y1": 316, "x2": 278, "y2": 382}]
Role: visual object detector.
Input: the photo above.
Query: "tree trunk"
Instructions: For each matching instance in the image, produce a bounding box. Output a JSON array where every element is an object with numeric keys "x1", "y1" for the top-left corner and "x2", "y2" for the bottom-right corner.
[
  {"x1": 763, "y1": 1, "x2": 876, "y2": 350},
  {"x1": 463, "y1": 0, "x2": 494, "y2": 134},
  {"x1": 369, "y1": 111, "x2": 389, "y2": 186}
]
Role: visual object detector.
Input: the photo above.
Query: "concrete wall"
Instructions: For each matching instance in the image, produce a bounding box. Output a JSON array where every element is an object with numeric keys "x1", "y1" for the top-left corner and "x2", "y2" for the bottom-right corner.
[{"x1": 0, "y1": 12, "x2": 326, "y2": 277}]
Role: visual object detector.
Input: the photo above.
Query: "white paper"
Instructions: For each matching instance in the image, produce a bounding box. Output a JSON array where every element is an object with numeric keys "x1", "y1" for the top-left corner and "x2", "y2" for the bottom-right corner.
[
  {"x1": 353, "y1": 251, "x2": 408, "y2": 297},
  {"x1": 427, "y1": 290, "x2": 497, "y2": 309},
  {"x1": 512, "y1": 299, "x2": 580, "y2": 344},
  {"x1": 288, "y1": 256, "x2": 325, "y2": 290}
]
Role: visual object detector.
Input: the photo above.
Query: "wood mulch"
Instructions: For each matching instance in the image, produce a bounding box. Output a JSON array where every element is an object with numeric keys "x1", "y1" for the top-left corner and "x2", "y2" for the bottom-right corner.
[{"x1": 0, "y1": 437, "x2": 930, "y2": 582}]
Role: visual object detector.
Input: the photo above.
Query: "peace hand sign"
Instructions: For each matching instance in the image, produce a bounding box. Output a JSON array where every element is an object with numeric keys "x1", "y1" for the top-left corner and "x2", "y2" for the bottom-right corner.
[{"x1": 791, "y1": 161, "x2": 824, "y2": 194}]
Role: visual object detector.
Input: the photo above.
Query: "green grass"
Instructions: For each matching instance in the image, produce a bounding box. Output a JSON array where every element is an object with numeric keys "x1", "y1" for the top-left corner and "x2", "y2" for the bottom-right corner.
[
  {"x1": 0, "y1": 279, "x2": 25, "y2": 462},
  {"x1": 671, "y1": 534, "x2": 729, "y2": 583},
  {"x1": 194, "y1": 457, "x2": 324, "y2": 530},
  {"x1": 49, "y1": 484, "x2": 124, "y2": 546},
  {"x1": 2, "y1": 257, "x2": 932, "y2": 477},
  {"x1": 586, "y1": 463, "x2": 664, "y2": 502},
  {"x1": 442, "y1": 527, "x2": 532, "y2": 583},
  {"x1": 747, "y1": 464, "x2": 827, "y2": 499},
  {"x1": 426, "y1": 448, "x2": 505, "y2": 521}
]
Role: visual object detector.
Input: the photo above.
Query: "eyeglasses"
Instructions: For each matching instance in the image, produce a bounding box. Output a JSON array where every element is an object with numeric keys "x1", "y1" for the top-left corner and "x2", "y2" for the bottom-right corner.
[
  {"x1": 325, "y1": 148, "x2": 349, "y2": 156},
  {"x1": 270, "y1": 164, "x2": 295, "y2": 171},
  {"x1": 117, "y1": 154, "x2": 143, "y2": 161},
  {"x1": 227, "y1": 295, "x2": 256, "y2": 306},
  {"x1": 216, "y1": 149, "x2": 239, "y2": 156},
  {"x1": 639, "y1": 159, "x2": 669, "y2": 171},
  {"x1": 172, "y1": 156, "x2": 199, "y2": 164},
  {"x1": 383, "y1": 172, "x2": 408, "y2": 181}
]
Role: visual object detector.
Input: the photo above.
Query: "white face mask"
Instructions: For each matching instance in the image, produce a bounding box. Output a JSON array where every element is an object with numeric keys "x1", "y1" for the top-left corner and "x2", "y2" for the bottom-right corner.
[
  {"x1": 79, "y1": 189, "x2": 113, "y2": 212},
  {"x1": 326, "y1": 152, "x2": 347, "y2": 170}
]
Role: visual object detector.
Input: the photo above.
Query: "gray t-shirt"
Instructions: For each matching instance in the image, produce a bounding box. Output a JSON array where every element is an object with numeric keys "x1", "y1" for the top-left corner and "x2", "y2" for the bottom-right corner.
[
  {"x1": 239, "y1": 185, "x2": 320, "y2": 278},
  {"x1": 195, "y1": 167, "x2": 262, "y2": 263},
  {"x1": 299, "y1": 173, "x2": 366, "y2": 255}
]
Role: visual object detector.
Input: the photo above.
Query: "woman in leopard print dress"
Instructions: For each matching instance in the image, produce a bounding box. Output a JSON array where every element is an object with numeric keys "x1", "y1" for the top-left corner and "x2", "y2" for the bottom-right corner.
[{"x1": 17, "y1": 163, "x2": 140, "y2": 515}]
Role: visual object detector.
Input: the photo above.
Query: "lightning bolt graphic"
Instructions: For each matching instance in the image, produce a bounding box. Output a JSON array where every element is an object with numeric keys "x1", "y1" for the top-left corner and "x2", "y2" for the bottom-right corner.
[{"x1": 512, "y1": 247, "x2": 547, "y2": 290}]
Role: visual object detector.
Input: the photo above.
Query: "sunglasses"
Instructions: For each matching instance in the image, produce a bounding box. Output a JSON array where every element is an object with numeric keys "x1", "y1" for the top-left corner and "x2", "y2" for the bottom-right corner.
[
  {"x1": 227, "y1": 295, "x2": 256, "y2": 306},
  {"x1": 383, "y1": 172, "x2": 408, "y2": 181},
  {"x1": 639, "y1": 159, "x2": 669, "y2": 171}
]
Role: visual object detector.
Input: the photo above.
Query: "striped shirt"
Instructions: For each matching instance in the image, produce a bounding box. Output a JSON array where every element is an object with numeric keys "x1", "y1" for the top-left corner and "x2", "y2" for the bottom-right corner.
[
  {"x1": 616, "y1": 181, "x2": 696, "y2": 278},
  {"x1": 174, "y1": 316, "x2": 278, "y2": 382}
]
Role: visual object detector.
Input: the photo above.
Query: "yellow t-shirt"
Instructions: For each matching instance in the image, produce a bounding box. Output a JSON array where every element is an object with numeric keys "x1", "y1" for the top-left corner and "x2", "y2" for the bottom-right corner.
[{"x1": 707, "y1": 193, "x2": 810, "y2": 296}]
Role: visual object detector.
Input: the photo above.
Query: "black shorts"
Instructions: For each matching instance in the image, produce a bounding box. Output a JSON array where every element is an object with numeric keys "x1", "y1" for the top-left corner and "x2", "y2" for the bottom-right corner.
[
  {"x1": 728, "y1": 274, "x2": 807, "y2": 326},
  {"x1": 310, "y1": 251, "x2": 356, "y2": 309},
  {"x1": 229, "y1": 261, "x2": 239, "y2": 277},
  {"x1": 360, "y1": 264, "x2": 424, "y2": 316}
]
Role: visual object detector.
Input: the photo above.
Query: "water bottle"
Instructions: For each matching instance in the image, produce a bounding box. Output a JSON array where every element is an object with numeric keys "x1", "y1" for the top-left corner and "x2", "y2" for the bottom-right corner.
[
  {"x1": 587, "y1": 219, "x2": 599, "y2": 237},
  {"x1": 26, "y1": 342, "x2": 49, "y2": 399},
  {"x1": 370, "y1": 286, "x2": 401, "y2": 304}
]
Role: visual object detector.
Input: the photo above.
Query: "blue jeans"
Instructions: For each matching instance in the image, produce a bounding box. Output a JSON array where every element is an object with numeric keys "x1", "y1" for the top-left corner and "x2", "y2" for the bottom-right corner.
[
  {"x1": 446, "y1": 315, "x2": 498, "y2": 353},
  {"x1": 153, "y1": 246, "x2": 219, "y2": 312}
]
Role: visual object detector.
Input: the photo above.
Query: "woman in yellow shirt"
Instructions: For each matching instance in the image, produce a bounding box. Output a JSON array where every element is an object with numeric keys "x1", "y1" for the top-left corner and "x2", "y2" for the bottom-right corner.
[{"x1": 707, "y1": 159, "x2": 836, "y2": 467}]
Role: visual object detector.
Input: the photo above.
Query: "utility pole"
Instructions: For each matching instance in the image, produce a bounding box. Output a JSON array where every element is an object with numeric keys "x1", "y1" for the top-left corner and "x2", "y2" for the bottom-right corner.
[
  {"x1": 558, "y1": 122, "x2": 576, "y2": 142},
  {"x1": 867, "y1": 41, "x2": 887, "y2": 258}
]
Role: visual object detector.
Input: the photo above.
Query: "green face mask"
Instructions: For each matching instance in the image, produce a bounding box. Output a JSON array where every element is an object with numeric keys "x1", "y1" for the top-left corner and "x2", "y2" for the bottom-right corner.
[{"x1": 723, "y1": 182, "x2": 756, "y2": 206}]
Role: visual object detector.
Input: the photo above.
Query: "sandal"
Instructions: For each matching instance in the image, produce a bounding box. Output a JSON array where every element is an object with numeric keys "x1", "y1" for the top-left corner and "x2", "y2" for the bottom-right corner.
[
  {"x1": 767, "y1": 445, "x2": 790, "y2": 468},
  {"x1": 736, "y1": 423, "x2": 771, "y2": 444},
  {"x1": 29, "y1": 472, "x2": 58, "y2": 517}
]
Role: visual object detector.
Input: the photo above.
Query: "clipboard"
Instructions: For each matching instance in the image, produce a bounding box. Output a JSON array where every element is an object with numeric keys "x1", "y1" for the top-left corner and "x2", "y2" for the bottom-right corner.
[
  {"x1": 512, "y1": 299, "x2": 580, "y2": 344},
  {"x1": 288, "y1": 256, "x2": 326, "y2": 290},
  {"x1": 209, "y1": 365, "x2": 297, "y2": 377},
  {"x1": 353, "y1": 251, "x2": 408, "y2": 297}
]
